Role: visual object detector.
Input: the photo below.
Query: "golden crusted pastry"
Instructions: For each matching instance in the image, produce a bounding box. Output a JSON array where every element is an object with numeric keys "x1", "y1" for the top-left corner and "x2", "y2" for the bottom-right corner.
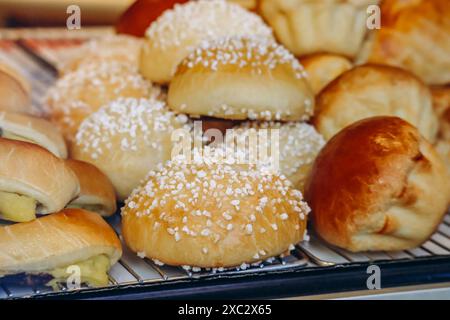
[
  {"x1": 358, "y1": 0, "x2": 450, "y2": 85},
  {"x1": 314, "y1": 64, "x2": 439, "y2": 142},
  {"x1": 139, "y1": 0, "x2": 274, "y2": 84},
  {"x1": 305, "y1": 116, "x2": 450, "y2": 252},
  {"x1": 259, "y1": 0, "x2": 379, "y2": 57},
  {"x1": 168, "y1": 37, "x2": 313, "y2": 121}
]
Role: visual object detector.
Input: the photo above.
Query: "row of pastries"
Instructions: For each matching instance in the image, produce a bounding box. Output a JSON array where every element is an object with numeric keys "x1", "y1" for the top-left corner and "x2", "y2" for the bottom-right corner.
[{"x1": 0, "y1": 0, "x2": 449, "y2": 288}]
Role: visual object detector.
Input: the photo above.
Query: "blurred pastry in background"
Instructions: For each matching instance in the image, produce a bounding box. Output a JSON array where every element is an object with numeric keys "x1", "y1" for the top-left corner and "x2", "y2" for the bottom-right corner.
[
  {"x1": 66, "y1": 159, "x2": 117, "y2": 217},
  {"x1": 71, "y1": 97, "x2": 191, "y2": 201},
  {"x1": 431, "y1": 86, "x2": 450, "y2": 172},
  {"x1": 305, "y1": 116, "x2": 450, "y2": 252},
  {"x1": 168, "y1": 37, "x2": 313, "y2": 121},
  {"x1": 259, "y1": 0, "x2": 379, "y2": 58},
  {"x1": 313, "y1": 64, "x2": 439, "y2": 142},
  {"x1": 0, "y1": 111, "x2": 67, "y2": 158},
  {"x1": 139, "y1": 0, "x2": 274, "y2": 84},
  {"x1": 357, "y1": 0, "x2": 450, "y2": 85},
  {"x1": 0, "y1": 62, "x2": 32, "y2": 116},
  {"x1": 299, "y1": 54, "x2": 352, "y2": 95}
]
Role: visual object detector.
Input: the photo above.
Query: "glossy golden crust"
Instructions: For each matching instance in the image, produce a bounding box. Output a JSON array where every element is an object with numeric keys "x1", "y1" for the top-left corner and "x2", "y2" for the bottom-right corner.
[
  {"x1": 0, "y1": 209, "x2": 122, "y2": 275},
  {"x1": 0, "y1": 138, "x2": 79, "y2": 214},
  {"x1": 314, "y1": 64, "x2": 439, "y2": 142},
  {"x1": 305, "y1": 116, "x2": 450, "y2": 252},
  {"x1": 65, "y1": 160, "x2": 117, "y2": 217}
]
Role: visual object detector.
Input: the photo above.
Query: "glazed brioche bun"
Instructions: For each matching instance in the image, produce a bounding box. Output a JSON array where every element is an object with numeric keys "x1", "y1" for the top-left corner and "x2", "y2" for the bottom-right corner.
[
  {"x1": 169, "y1": 37, "x2": 314, "y2": 121},
  {"x1": 232, "y1": 121, "x2": 325, "y2": 192},
  {"x1": 71, "y1": 97, "x2": 191, "y2": 201},
  {"x1": 299, "y1": 54, "x2": 353, "y2": 95},
  {"x1": 139, "y1": 0, "x2": 274, "y2": 84},
  {"x1": 314, "y1": 64, "x2": 439, "y2": 142},
  {"x1": 358, "y1": 0, "x2": 450, "y2": 85},
  {"x1": 0, "y1": 138, "x2": 79, "y2": 216},
  {"x1": 305, "y1": 116, "x2": 450, "y2": 252},
  {"x1": 122, "y1": 148, "x2": 309, "y2": 269},
  {"x1": 44, "y1": 61, "x2": 154, "y2": 144},
  {"x1": 65, "y1": 160, "x2": 117, "y2": 217},
  {"x1": 259, "y1": 0, "x2": 379, "y2": 57},
  {"x1": 0, "y1": 111, "x2": 67, "y2": 158},
  {"x1": 58, "y1": 35, "x2": 143, "y2": 75},
  {"x1": 0, "y1": 62, "x2": 32, "y2": 115},
  {"x1": 0, "y1": 208, "x2": 122, "y2": 277}
]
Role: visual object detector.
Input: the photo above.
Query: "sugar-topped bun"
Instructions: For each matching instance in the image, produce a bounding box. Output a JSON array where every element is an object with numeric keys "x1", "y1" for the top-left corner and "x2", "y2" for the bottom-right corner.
[
  {"x1": 122, "y1": 148, "x2": 309, "y2": 269},
  {"x1": 45, "y1": 61, "x2": 154, "y2": 143},
  {"x1": 0, "y1": 62, "x2": 32, "y2": 115},
  {"x1": 71, "y1": 97, "x2": 191, "y2": 201},
  {"x1": 314, "y1": 64, "x2": 439, "y2": 142},
  {"x1": 300, "y1": 54, "x2": 352, "y2": 95},
  {"x1": 59, "y1": 35, "x2": 143, "y2": 75},
  {"x1": 139, "y1": 0, "x2": 274, "y2": 84},
  {"x1": 259, "y1": 0, "x2": 379, "y2": 57},
  {"x1": 358, "y1": 0, "x2": 450, "y2": 85},
  {"x1": 168, "y1": 37, "x2": 313, "y2": 121},
  {"x1": 305, "y1": 116, "x2": 450, "y2": 252},
  {"x1": 232, "y1": 122, "x2": 324, "y2": 191}
]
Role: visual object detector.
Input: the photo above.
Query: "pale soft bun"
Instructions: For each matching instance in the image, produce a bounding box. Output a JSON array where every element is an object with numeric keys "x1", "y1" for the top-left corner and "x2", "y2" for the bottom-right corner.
[
  {"x1": 44, "y1": 61, "x2": 154, "y2": 144},
  {"x1": 0, "y1": 62, "x2": 32, "y2": 115},
  {"x1": 71, "y1": 97, "x2": 191, "y2": 201},
  {"x1": 139, "y1": 0, "x2": 273, "y2": 84},
  {"x1": 65, "y1": 159, "x2": 117, "y2": 217},
  {"x1": 314, "y1": 64, "x2": 439, "y2": 142},
  {"x1": 168, "y1": 37, "x2": 314, "y2": 121},
  {"x1": 122, "y1": 149, "x2": 309, "y2": 269},
  {"x1": 259, "y1": 0, "x2": 379, "y2": 57},
  {"x1": 0, "y1": 208, "x2": 122, "y2": 278},
  {"x1": 358, "y1": 0, "x2": 450, "y2": 85},
  {"x1": 232, "y1": 121, "x2": 324, "y2": 192},
  {"x1": 0, "y1": 138, "x2": 79, "y2": 216},
  {"x1": 0, "y1": 111, "x2": 67, "y2": 158},
  {"x1": 305, "y1": 116, "x2": 450, "y2": 252},
  {"x1": 300, "y1": 54, "x2": 352, "y2": 95},
  {"x1": 58, "y1": 34, "x2": 143, "y2": 75}
]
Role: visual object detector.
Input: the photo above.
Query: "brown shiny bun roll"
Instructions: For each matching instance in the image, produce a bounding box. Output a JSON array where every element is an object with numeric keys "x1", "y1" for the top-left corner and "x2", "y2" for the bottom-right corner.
[
  {"x1": 314, "y1": 64, "x2": 439, "y2": 142},
  {"x1": 140, "y1": 0, "x2": 274, "y2": 84},
  {"x1": 65, "y1": 160, "x2": 117, "y2": 217},
  {"x1": 44, "y1": 61, "x2": 154, "y2": 144},
  {"x1": 358, "y1": 0, "x2": 450, "y2": 85},
  {"x1": 0, "y1": 111, "x2": 67, "y2": 158},
  {"x1": 0, "y1": 209, "x2": 122, "y2": 288},
  {"x1": 0, "y1": 138, "x2": 79, "y2": 222},
  {"x1": 259, "y1": 0, "x2": 379, "y2": 58},
  {"x1": 0, "y1": 62, "x2": 32, "y2": 115},
  {"x1": 122, "y1": 149, "x2": 309, "y2": 269},
  {"x1": 305, "y1": 116, "x2": 450, "y2": 252},
  {"x1": 72, "y1": 97, "x2": 191, "y2": 201},
  {"x1": 58, "y1": 35, "x2": 143, "y2": 75},
  {"x1": 299, "y1": 54, "x2": 352, "y2": 95},
  {"x1": 169, "y1": 37, "x2": 313, "y2": 121}
]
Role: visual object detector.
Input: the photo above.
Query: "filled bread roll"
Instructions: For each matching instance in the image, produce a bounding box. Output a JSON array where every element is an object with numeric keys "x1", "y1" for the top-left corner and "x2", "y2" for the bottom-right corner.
[
  {"x1": 0, "y1": 62, "x2": 32, "y2": 115},
  {"x1": 259, "y1": 0, "x2": 379, "y2": 57},
  {"x1": 71, "y1": 97, "x2": 191, "y2": 201},
  {"x1": 122, "y1": 148, "x2": 309, "y2": 269},
  {"x1": 0, "y1": 138, "x2": 79, "y2": 222},
  {"x1": 139, "y1": 0, "x2": 274, "y2": 84},
  {"x1": 169, "y1": 37, "x2": 313, "y2": 121},
  {"x1": 314, "y1": 64, "x2": 439, "y2": 142},
  {"x1": 44, "y1": 61, "x2": 154, "y2": 144},
  {"x1": 358, "y1": 0, "x2": 450, "y2": 85},
  {"x1": 66, "y1": 160, "x2": 117, "y2": 217},
  {"x1": 232, "y1": 121, "x2": 325, "y2": 192},
  {"x1": 305, "y1": 116, "x2": 450, "y2": 252},
  {"x1": 0, "y1": 111, "x2": 67, "y2": 158},
  {"x1": 0, "y1": 208, "x2": 122, "y2": 288},
  {"x1": 299, "y1": 54, "x2": 353, "y2": 95}
]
